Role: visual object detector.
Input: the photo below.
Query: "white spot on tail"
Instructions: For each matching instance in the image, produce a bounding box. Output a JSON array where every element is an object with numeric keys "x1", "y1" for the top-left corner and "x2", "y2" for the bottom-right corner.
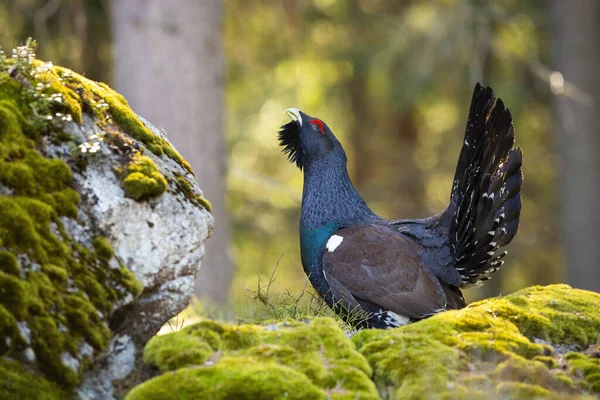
[
  {"x1": 383, "y1": 311, "x2": 410, "y2": 327},
  {"x1": 326, "y1": 235, "x2": 344, "y2": 252}
]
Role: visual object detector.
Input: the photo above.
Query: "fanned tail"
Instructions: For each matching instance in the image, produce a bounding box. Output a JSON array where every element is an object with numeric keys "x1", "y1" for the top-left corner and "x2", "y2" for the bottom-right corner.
[{"x1": 446, "y1": 83, "x2": 523, "y2": 287}]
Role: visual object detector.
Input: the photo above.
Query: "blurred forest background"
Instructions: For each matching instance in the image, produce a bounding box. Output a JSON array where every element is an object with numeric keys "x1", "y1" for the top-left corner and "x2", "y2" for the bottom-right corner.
[{"x1": 1, "y1": 0, "x2": 599, "y2": 317}]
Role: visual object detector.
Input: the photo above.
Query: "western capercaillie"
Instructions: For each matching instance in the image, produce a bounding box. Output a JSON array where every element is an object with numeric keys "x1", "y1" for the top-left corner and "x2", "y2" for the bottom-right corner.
[{"x1": 278, "y1": 83, "x2": 523, "y2": 329}]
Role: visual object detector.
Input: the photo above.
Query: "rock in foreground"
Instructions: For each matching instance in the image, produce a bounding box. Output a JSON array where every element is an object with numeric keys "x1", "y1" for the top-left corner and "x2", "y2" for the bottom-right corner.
[
  {"x1": 0, "y1": 44, "x2": 213, "y2": 399},
  {"x1": 127, "y1": 285, "x2": 600, "y2": 400}
]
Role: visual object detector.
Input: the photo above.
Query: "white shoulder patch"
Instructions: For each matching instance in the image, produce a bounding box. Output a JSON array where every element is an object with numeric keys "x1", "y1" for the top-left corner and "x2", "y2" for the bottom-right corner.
[{"x1": 326, "y1": 234, "x2": 344, "y2": 252}]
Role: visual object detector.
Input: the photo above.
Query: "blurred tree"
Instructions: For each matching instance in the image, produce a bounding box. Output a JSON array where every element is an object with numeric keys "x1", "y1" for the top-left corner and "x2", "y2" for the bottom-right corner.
[
  {"x1": 550, "y1": 0, "x2": 600, "y2": 292},
  {"x1": 0, "y1": 0, "x2": 111, "y2": 82},
  {"x1": 111, "y1": 0, "x2": 232, "y2": 303}
]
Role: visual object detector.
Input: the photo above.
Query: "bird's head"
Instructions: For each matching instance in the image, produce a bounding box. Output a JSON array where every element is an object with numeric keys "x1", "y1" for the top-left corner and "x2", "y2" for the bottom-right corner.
[{"x1": 278, "y1": 108, "x2": 345, "y2": 170}]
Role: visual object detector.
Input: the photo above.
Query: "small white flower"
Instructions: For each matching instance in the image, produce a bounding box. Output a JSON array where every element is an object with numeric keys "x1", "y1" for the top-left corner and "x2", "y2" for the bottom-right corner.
[{"x1": 79, "y1": 142, "x2": 91, "y2": 153}]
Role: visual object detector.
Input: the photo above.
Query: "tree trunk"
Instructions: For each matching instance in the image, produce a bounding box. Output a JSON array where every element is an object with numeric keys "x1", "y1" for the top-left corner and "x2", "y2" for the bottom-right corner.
[
  {"x1": 110, "y1": 0, "x2": 232, "y2": 303},
  {"x1": 550, "y1": 0, "x2": 600, "y2": 291}
]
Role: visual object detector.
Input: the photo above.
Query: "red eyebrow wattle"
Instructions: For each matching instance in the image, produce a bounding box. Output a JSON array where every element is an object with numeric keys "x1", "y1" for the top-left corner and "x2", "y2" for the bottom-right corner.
[{"x1": 310, "y1": 119, "x2": 325, "y2": 134}]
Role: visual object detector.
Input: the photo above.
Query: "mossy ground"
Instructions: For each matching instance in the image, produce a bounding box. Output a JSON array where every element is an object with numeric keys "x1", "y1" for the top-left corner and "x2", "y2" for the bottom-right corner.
[
  {"x1": 128, "y1": 285, "x2": 600, "y2": 400},
  {"x1": 126, "y1": 318, "x2": 379, "y2": 400},
  {"x1": 352, "y1": 284, "x2": 600, "y2": 399},
  {"x1": 0, "y1": 41, "x2": 147, "y2": 396}
]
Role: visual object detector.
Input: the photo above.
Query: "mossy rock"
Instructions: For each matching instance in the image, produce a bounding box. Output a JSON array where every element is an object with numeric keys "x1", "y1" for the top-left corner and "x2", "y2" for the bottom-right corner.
[
  {"x1": 352, "y1": 284, "x2": 600, "y2": 399},
  {"x1": 0, "y1": 41, "x2": 213, "y2": 399},
  {"x1": 127, "y1": 318, "x2": 379, "y2": 400},
  {"x1": 128, "y1": 285, "x2": 600, "y2": 399}
]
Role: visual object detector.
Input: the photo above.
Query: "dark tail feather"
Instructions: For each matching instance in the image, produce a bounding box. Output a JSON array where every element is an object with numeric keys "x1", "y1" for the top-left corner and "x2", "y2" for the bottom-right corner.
[{"x1": 445, "y1": 83, "x2": 523, "y2": 287}]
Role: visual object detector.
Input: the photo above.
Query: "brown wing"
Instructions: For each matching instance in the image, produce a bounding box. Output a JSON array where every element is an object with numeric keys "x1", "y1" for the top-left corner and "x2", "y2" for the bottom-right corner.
[{"x1": 322, "y1": 224, "x2": 460, "y2": 319}]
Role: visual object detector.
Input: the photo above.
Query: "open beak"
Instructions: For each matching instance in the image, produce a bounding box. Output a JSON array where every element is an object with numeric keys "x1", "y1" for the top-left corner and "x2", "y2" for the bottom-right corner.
[{"x1": 284, "y1": 108, "x2": 302, "y2": 126}]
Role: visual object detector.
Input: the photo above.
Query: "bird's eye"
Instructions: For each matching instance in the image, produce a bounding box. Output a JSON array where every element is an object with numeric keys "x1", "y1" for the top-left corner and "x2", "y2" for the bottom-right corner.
[{"x1": 309, "y1": 119, "x2": 325, "y2": 135}]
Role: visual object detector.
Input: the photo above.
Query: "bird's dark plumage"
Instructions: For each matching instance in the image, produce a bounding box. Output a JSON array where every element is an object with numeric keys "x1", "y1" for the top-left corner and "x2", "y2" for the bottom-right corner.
[
  {"x1": 278, "y1": 85, "x2": 522, "y2": 329},
  {"x1": 278, "y1": 120, "x2": 303, "y2": 169}
]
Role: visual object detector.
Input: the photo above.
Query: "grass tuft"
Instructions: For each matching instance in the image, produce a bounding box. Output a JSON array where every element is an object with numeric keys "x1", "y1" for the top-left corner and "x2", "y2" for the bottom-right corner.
[{"x1": 241, "y1": 252, "x2": 370, "y2": 332}]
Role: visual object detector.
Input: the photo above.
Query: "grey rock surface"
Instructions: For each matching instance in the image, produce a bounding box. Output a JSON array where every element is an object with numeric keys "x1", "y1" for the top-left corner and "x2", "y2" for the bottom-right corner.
[{"x1": 43, "y1": 114, "x2": 213, "y2": 400}]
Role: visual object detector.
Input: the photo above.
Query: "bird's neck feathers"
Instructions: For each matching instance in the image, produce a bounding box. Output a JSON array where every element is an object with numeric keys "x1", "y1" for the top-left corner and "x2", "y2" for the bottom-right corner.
[{"x1": 300, "y1": 151, "x2": 380, "y2": 231}]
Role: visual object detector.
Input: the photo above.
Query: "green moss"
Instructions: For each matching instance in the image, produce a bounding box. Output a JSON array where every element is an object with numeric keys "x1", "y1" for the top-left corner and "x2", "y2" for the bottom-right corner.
[
  {"x1": 551, "y1": 371, "x2": 575, "y2": 390},
  {"x1": 92, "y1": 236, "x2": 113, "y2": 262},
  {"x1": 126, "y1": 364, "x2": 326, "y2": 400},
  {"x1": 490, "y1": 355, "x2": 573, "y2": 392},
  {"x1": 41, "y1": 264, "x2": 68, "y2": 284},
  {"x1": 495, "y1": 381, "x2": 553, "y2": 399},
  {"x1": 51, "y1": 66, "x2": 193, "y2": 174},
  {"x1": 172, "y1": 172, "x2": 212, "y2": 212},
  {"x1": 114, "y1": 264, "x2": 143, "y2": 297},
  {"x1": 350, "y1": 284, "x2": 600, "y2": 399},
  {"x1": 0, "y1": 358, "x2": 66, "y2": 400},
  {"x1": 132, "y1": 318, "x2": 377, "y2": 399},
  {"x1": 565, "y1": 352, "x2": 586, "y2": 361},
  {"x1": 460, "y1": 374, "x2": 491, "y2": 388},
  {"x1": 128, "y1": 285, "x2": 600, "y2": 399},
  {"x1": 0, "y1": 42, "x2": 146, "y2": 393},
  {"x1": 29, "y1": 315, "x2": 78, "y2": 387},
  {"x1": 182, "y1": 324, "x2": 222, "y2": 350},
  {"x1": 0, "y1": 273, "x2": 28, "y2": 320},
  {"x1": 0, "y1": 305, "x2": 17, "y2": 354},
  {"x1": 585, "y1": 372, "x2": 600, "y2": 385},
  {"x1": 532, "y1": 356, "x2": 557, "y2": 369},
  {"x1": 121, "y1": 155, "x2": 167, "y2": 201},
  {"x1": 144, "y1": 332, "x2": 215, "y2": 372},
  {"x1": 0, "y1": 251, "x2": 20, "y2": 276},
  {"x1": 569, "y1": 358, "x2": 600, "y2": 378}
]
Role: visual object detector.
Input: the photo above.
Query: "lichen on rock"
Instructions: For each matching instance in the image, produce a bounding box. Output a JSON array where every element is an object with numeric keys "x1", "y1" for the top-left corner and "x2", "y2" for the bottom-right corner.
[{"x1": 0, "y1": 40, "x2": 213, "y2": 399}]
